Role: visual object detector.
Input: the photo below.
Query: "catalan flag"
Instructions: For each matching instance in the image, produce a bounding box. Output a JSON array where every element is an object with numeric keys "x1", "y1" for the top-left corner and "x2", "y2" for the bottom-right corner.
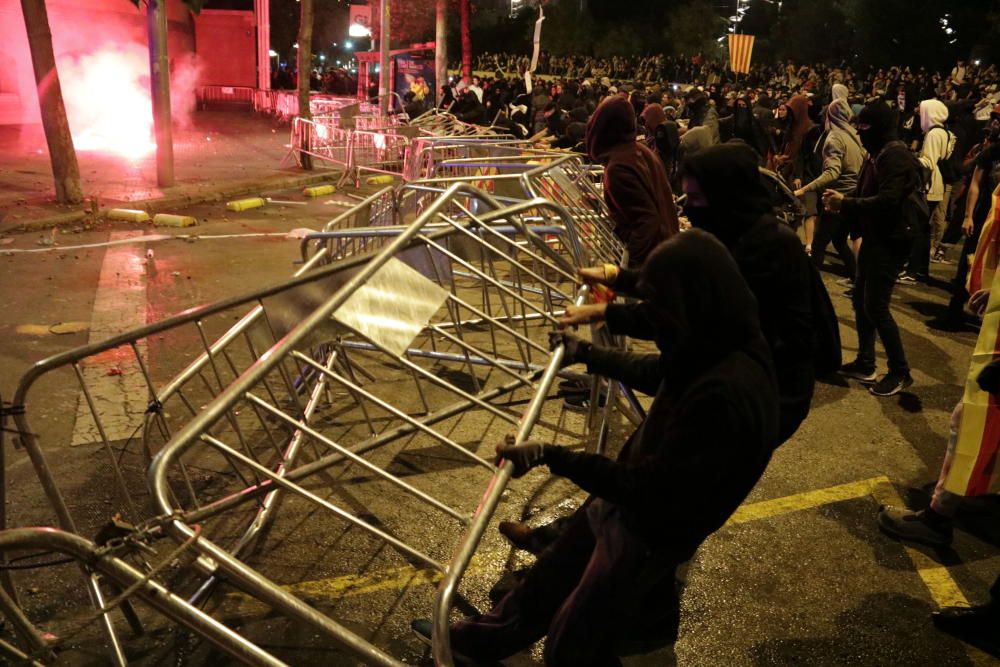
[
  {"x1": 945, "y1": 183, "x2": 1000, "y2": 497},
  {"x1": 728, "y1": 34, "x2": 755, "y2": 74}
]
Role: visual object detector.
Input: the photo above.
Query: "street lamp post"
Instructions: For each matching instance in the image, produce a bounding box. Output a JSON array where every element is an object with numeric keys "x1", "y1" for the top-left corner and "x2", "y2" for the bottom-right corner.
[{"x1": 147, "y1": 0, "x2": 174, "y2": 187}]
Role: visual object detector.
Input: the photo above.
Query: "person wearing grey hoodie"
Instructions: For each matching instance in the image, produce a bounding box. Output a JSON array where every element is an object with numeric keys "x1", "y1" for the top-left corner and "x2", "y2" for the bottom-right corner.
[
  {"x1": 796, "y1": 91, "x2": 866, "y2": 281},
  {"x1": 905, "y1": 99, "x2": 956, "y2": 280}
]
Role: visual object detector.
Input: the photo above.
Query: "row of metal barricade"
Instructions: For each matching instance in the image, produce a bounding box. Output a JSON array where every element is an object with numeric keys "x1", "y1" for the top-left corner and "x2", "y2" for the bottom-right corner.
[
  {"x1": 0, "y1": 141, "x2": 644, "y2": 665},
  {"x1": 290, "y1": 108, "x2": 532, "y2": 188}
]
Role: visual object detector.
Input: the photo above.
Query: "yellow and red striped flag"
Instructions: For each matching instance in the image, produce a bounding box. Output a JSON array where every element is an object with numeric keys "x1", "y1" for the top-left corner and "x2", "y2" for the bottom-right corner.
[
  {"x1": 945, "y1": 183, "x2": 1000, "y2": 497},
  {"x1": 728, "y1": 34, "x2": 755, "y2": 74}
]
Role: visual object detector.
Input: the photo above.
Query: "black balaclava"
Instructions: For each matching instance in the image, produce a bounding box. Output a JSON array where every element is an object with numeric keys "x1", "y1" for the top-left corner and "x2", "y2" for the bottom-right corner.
[
  {"x1": 855, "y1": 100, "x2": 898, "y2": 155},
  {"x1": 637, "y1": 230, "x2": 763, "y2": 386},
  {"x1": 681, "y1": 142, "x2": 773, "y2": 248}
]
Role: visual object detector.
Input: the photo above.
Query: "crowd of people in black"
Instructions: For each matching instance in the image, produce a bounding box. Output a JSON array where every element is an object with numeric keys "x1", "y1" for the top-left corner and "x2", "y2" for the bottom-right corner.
[{"x1": 408, "y1": 53, "x2": 1000, "y2": 665}]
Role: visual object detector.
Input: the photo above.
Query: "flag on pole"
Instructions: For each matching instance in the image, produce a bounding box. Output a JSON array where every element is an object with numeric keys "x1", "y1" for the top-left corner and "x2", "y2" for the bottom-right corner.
[
  {"x1": 945, "y1": 183, "x2": 1000, "y2": 497},
  {"x1": 728, "y1": 34, "x2": 755, "y2": 74}
]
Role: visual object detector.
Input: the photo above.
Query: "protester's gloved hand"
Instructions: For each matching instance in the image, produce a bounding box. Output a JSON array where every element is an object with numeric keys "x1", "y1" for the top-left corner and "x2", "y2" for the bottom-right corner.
[
  {"x1": 495, "y1": 434, "x2": 548, "y2": 478},
  {"x1": 548, "y1": 331, "x2": 591, "y2": 366},
  {"x1": 977, "y1": 359, "x2": 1000, "y2": 396}
]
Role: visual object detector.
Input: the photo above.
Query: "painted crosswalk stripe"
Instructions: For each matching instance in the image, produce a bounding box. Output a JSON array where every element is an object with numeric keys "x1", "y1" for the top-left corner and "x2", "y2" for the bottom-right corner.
[{"x1": 70, "y1": 230, "x2": 150, "y2": 446}]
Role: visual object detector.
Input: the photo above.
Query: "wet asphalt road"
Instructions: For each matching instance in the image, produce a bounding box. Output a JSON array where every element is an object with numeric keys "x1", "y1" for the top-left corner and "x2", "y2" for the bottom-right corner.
[{"x1": 0, "y1": 188, "x2": 997, "y2": 667}]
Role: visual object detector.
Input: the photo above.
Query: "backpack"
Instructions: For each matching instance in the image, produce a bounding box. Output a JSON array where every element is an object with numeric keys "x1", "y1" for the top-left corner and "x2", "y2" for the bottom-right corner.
[
  {"x1": 808, "y1": 263, "x2": 842, "y2": 377},
  {"x1": 929, "y1": 126, "x2": 962, "y2": 185}
]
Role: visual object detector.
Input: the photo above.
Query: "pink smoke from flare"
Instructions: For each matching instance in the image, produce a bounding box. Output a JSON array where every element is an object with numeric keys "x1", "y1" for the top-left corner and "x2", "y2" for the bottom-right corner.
[{"x1": 58, "y1": 44, "x2": 156, "y2": 159}]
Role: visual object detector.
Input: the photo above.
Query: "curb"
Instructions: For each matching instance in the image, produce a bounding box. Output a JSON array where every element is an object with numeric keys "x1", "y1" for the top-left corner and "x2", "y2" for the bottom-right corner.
[{"x1": 2, "y1": 170, "x2": 342, "y2": 234}]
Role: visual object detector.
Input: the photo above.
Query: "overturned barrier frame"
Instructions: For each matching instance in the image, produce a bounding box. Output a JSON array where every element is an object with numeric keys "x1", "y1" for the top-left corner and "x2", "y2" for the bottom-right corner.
[{"x1": 2, "y1": 184, "x2": 625, "y2": 665}]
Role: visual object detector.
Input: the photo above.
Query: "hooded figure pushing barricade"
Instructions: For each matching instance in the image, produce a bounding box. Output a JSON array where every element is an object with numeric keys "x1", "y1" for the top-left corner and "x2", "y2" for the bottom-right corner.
[
  {"x1": 585, "y1": 96, "x2": 679, "y2": 267},
  {"x1": 411, "y1": 230, "x2": 780, "y2": 666}
]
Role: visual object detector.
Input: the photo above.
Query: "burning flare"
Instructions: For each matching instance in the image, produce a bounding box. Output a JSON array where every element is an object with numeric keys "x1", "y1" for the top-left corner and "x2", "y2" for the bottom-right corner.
[{"x1": 58, "y1": 44, "x2": 156, "y2": 159}]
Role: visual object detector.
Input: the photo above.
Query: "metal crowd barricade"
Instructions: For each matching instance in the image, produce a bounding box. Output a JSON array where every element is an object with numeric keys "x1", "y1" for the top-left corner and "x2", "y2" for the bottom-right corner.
[
  {"x1": 290, "y1": 116, "x2": 352, "y2": 173},
  {"x1": 407, "y1": 150, "x2": 625, "y2": 267},
  {"x1": 299, "y1": 185, "x2": 401, "y2": 266},
  {"x1": 0, "y1": 183, "x2": 612, "y2": 665},
  {"x1": 350, "y1": 129, "x2": 412, "y2": 183}
]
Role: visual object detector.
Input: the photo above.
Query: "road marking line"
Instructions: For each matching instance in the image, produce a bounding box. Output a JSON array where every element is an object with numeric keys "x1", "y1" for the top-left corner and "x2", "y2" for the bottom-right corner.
[
  {"x1": 870, "y1": 481, "x2": 970, "y2": 609},
  {"x1": 226, "y1": 477, "x2": 971, "y2": 612},
  {"x1": 727, "y1": 476, "x2": 889, "y2": 525},
  {"x1": 70, "y1": 230, "x2": 150, "y2": 446}
]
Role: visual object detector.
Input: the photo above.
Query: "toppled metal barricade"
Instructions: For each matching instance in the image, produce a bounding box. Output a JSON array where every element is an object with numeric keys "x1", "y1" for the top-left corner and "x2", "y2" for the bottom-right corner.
[{"x1": 0, "y1": 184, "x2": 626, "y2": 666}]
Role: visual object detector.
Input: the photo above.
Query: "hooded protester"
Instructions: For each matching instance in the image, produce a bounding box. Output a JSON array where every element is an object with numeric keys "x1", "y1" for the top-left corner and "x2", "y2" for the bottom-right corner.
[
  {"x1": 586, "y1": 96, "x2": 680, "y2": 267},
  {"x1": 797, "y1": 96, "x2": 867, "y2": 278},
  {"x1": 414, "y1": 230, "x2": 779, "y2": 666},
  {"x1": 640, "y1": 103, "x2": 680, "y2": 179},
  {"x1": 731, "y1": 95, "x2": 769, "y2": 161},
  {"x1": 776, "y1": 94, "x2": 818, "y2": 185},
  {"x1": 681, "y1": 142, "x2": 832, "y2": 440},
  {"x1": 831, "y1": 83, "x2": 850, "y2": 104},
  {"x1": 943, "y1": 106, "x2": 1000, "y2": 327},
  {"x1": 824, "y1": 100, "x2": 923, "y2": 396},
  {"x1": 905, "y1": 99, "x2": 957, "y2": 279}
]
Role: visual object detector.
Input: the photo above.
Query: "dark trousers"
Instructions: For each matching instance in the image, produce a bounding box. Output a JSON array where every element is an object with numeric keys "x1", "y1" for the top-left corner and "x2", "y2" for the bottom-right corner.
[
  {"x1": 908, "y1": 200, "x2": 939, "y2": 278},
  {"x1": 947, "y1": 221, "x2": 983, "y2": 319},
  {"x1": 450, "y1": 501, "x2": 679, "y2": 666},
  {"x1": 812, "y1": 210, "x2": 857, "y2": 279},
  {"x1": 852, "y1": 241, "x2": 911, "y2": 375}
]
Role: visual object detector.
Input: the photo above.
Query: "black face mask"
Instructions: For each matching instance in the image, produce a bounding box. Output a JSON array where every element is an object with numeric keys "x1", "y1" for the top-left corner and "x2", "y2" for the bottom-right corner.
[
  {"x1": 684, "y1": 205, "x2": 716, "y2": 234},
  {"x1": 858, "y1": 128, "x2": 882, "y2": 153}
]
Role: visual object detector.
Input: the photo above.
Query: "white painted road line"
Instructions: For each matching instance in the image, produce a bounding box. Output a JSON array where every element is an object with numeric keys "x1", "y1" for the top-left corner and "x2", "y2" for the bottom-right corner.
[{"x1": 71, "y1": 230, "x2": 150, "y2": 446}]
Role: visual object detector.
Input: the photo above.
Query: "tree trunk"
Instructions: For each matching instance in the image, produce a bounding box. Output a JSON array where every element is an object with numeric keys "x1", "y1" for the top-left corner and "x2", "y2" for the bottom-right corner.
[
  {"x1": 296, "y1": 0, "x2": 314, "y2": 170},
  {"x1": 460, "y1": 0, "x2": 471, "y2": 81},
  {"x1": 19, "y1": 0, "x2": 83, "y2": 204},
  {"x1": 435, "y1": 0, "x2": 447, "y2": 106}
]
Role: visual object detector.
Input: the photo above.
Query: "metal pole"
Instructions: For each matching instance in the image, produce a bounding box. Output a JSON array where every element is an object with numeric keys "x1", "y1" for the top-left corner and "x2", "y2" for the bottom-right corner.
[
  {"x1": 379, "y1": 0, "x2": 390, "y2": 114},
  {"x1": 257, "y1": 0, "x2": 271, "y2": 89},
  {"x1": 147, "y1": 0, "x2": 174, "y2": 187}
]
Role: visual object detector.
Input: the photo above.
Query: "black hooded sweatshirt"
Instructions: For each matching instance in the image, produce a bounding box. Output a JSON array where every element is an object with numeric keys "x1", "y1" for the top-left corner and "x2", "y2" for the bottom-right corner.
[
  {"x1": 545, "y1": 230, "x2": 779, "y2": 561},
  {"x1": 660, "y1": 143, "x2": 820, "y2": 443},
  {"x1": 586, "y1": 97, "x2": 680, "y2": 267},
  {"x1": 841, "y1": 101, "x2": 922, "y2": 246}
]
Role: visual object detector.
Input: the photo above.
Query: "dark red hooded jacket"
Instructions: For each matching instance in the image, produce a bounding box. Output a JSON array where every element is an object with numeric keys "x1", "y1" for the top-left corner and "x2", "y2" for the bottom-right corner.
[{"x1": 586, "y1": 97, "x2": 679, "y2": 267}]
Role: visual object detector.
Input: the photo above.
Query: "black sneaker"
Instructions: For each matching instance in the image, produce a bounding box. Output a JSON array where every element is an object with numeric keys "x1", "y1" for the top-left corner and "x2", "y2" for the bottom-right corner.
[
  {"x1": 838, "y1": 360, "x2": 877, "y2": 383},
  {"x1": 897, "y1": 271, "x2": 918, "y2": 285},
  {"x1": 869, "y1": 372, "x2": 913, "y2": 396}
]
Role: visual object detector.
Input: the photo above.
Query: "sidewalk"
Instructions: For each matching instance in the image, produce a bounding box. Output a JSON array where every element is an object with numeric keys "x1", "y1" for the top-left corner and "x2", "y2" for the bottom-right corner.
[{"x1": 0, "y1": 109, "x2": 339, "y2": 233}]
